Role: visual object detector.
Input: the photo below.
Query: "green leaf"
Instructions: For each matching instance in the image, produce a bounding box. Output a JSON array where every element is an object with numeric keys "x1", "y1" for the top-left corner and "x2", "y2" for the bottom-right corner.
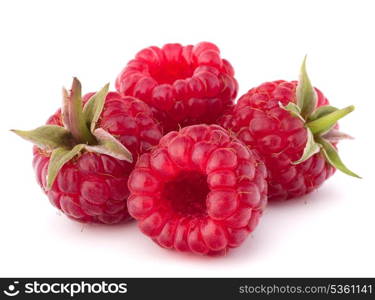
[
  {"x1": 62, "y1": 78, "x2": 96, "y2": 144},
  {"x1": 11, "y1": 125, "x2": 73, "y2": 150},
  {"x1": 47, "y1": 144, "x2": 85, "y2": 189},
  {"x1": 293, "y1": 128, "x2": 321, "y2": 164},
  {"x1": 307, "y1": 105, "x2": 355, "y2": 136},
  {"x1": 85, "y1": 128, "x2": 133, "y2": 162},
  {"x1": 296, "y1": 56, "x2": 317, "y2": 119},
  {"x1": 308, "y1": 105, "x2": 338, "y2": 121},
  {"x1": 317, "y1": 137, "x2": 361, "y2": 178},
  {"x1": 83, "y1": 83, "x2": 109, "y2": 132},
  {"x1": 279, "y1": 101, "x2": 305, "y2": 122}
]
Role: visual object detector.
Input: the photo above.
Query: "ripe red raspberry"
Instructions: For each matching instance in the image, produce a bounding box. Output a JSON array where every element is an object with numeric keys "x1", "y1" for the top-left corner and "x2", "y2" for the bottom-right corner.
[
  {"x1": 220, "y1": 59, "x2": 359, "y2": 201},
  {"x1": 116, "y1": 42, "x2": 238, "y2": 132},
  {"x1": 127, "y1": 124, "x2": 267, "y2": 255},
  {"x1": 14, "y1": 79, "x2": 162, "y2": 224}
]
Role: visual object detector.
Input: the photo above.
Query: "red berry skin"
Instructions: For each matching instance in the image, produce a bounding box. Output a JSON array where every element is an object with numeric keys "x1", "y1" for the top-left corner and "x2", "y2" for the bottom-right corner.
[
  {"x1": 33, "y1": 92, "x2": 162, "y2": 224},
  {"x1": 127, "y1": 124, "x2": 267, "y2": 255},
  {"x1": 116, "y1": 42, "x2": 238, "y2": 133},
  {"x1": 219, "y1": 81, "x2": 336, "y2": 201}
]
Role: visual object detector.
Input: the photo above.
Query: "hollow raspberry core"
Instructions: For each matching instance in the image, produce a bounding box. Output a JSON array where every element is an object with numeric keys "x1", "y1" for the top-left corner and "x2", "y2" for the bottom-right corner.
[
  {"x1": 162, "y1": 171, "x2": 209, "y2": 216},
  {"x1": 128, "y1": 124, "x2": 268, "y2": 255},
  {"x1": 149, "y1": 61, "x2": 194, "y2": 85}
]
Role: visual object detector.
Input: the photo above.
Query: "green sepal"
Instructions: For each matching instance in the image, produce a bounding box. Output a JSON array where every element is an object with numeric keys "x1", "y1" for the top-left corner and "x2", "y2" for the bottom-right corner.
[
  {"x1": 279, "y1": 102, "x2": 305, "y2": 122},
  {"x1": 317, "y1": 137, "x2": 361, "y2": 178},
  {"x1": 296, "y1": 56, "x2": 317, "y2": 119},
  {"x1": 289, "y1": 57, "x2": 359, "y2": 179},
  {"x1": 307, "y1": 105, "x2": 355, "y2": 136},
  {"x1": 11, "y1": 125, "x2": 73, "y2": 150},
  {"x1": 62, "y1": 87, "x2": 70, "y2": 129},
  {"x1": 293, "y1": 128, "x2": 321, "y2": 164},
  {"x1": 85, "y1": 128, "x2": 133, "y2": 162},
  {"x1": 46, "y1": 144, "x2": 85, "y2": 189},
  {"x1": 62, "y1": 78, "x2": 96, "y2": 144},
  {"x1": 308, "y1": 105, "x2": 338, "y2": 121},
  {"x1": 83, "y1": 83, "x2": 109, "y2": 132},
  {"x1": 13, "y1": 77, "x2": 134, "y2": 189},
  {"x1": 322, "y1": 129, "x2": 354, "y2": 142}
]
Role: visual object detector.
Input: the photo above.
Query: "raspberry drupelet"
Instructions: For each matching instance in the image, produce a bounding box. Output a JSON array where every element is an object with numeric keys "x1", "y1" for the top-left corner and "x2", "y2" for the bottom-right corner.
[
  {"x1": 127, "y1": 124, "x2": 267, "y2": 255},
  {"x1": 15, "y1": 79, "x2": 162, "y2": 224},
  {"x1": 116, "y1": 42, "x2": 238, "y2": 133}
]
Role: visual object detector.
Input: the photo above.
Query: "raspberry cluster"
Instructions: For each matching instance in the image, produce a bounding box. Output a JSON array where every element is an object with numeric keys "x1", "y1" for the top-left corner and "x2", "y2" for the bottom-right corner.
[{"x1": 13, "y1": 42, "x2": 358, "y2": 256}]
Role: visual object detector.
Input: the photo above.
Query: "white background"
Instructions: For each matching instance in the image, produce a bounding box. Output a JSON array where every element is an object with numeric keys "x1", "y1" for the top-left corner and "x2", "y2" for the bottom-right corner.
[{"x1": 1, "y1": 0, "x2": 374, "y2": 277}]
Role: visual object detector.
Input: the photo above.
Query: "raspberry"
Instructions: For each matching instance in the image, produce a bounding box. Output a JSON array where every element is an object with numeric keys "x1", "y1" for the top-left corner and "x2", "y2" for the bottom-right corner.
[
  {"x1": 116, "y1": 42, "x2": 238, "y2": 132},
  {"x1": 127, "y1": 124, "x2": 267, "y2": 255},
  {"x1": 220, "y1": 59, "x2": 359, "y2": 201},
  {"x1": 14, "y1": 79, "x2": 162, "y2": 224}
]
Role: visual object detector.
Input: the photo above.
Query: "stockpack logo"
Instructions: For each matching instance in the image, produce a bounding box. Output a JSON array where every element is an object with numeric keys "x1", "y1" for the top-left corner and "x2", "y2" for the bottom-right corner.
[
  {"x1": 2, "y1": 280, "x2": 127, "y2": 298},
  {"x1": 3, "y1": 281, "x2": 20, "y2": 297}
]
